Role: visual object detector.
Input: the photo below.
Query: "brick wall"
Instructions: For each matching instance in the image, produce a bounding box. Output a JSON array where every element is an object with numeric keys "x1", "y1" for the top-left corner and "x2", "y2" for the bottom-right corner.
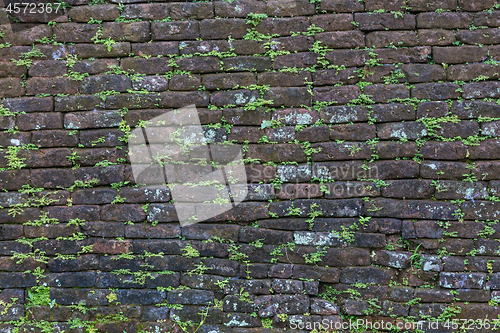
[{"x1": 1, "y1": 0, "x2": 500, "y2": 331}]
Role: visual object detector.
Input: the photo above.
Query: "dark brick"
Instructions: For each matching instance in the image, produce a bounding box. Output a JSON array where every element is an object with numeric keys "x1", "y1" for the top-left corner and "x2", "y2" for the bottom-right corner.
[
  {"x1": 320, "y1": 0, "x2": 364, "y2": 12},
  {"x1": 355, "y1": 13, "x2": 416, "y2": 30},
  {"x1": 69, "y1": 4, "x2": 120, "y2": 21},
  {"x1": 367, "y1": 31, "x2": 419, "y2": 48},
  {"x1": 200, "y1": 19, "x2": 249, "y2": 40},
  {"x1": 315, "y1": 31, "x2": 365, "y2": 48},
  {"x1": 418, "y1": 12, "x2": 471, "y2": 29},
  {"x1": 151, "y1": 21, "x2": 199, "y2": 41},
  {"x1": 418, "y1": 29, "x2": 456, "y2": 46},
  {"x1": 17, "y1": 112, "x2": 63, "y2": 131},
  {"x1": 433, "y1": 46, "x2": 488, "y2": 64},
  {"x1": 366, "y1": 198, "x2": 459, "y2": 220},
  {"x1": 411, "y1": 82, "x2": 461, "y2": 100},
  {"x1": 31, "y1": 168, "x2": 75, "y2": 188},
  {"x1": 408, "y1": 0, "x2": 457, "y2": 11}
]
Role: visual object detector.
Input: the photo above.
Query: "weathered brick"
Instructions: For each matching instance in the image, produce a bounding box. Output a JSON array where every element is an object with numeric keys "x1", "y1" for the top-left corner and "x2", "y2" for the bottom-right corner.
[
  {"x1": 418, "y1": 29, "x2": 456, "y2": 46},
  {"x1": 64, "y1": 111, "x2": 121, "y2": 129},
  {"x1": 223, "y1": 56, "x2": 272, "y2": 72},
  {"x1": 313, "y1": 85, "x2": 360, "y2": 105},
  {"x1": 320, "y1": 0, "x2": 364, "y2": 12},
  {"x1": 258, "y1": 71, "x2": 312, "y2": 87},
  {"x1": 330, "y1": 123, "x2": 375, "y2": 141},
  {"x1": 73, "y1": 42, "x2": 131, "y2": 59},
  {"x1": 433, "y1": 46, "x2": 488, "y2": 64},
  {"x1": 377, "y1": 122, "x2": 428, "y2": 140},
  {"x1": 400, "y1": 64, "x2": 446, "y2": 82},
  {"x1": 341, "y1": 267, "x2": 394, "y2": 284},
  {"x1": 366, "y1": 198, "x2": 459, "y2": 220},
  {"x1": 151, "y1": 21, "x2": 199, "y2": 41},
  {"x1": 417, "y1": 101, "x2": 449, "y2": 119},
  {"x1": 325, "y1": 49, "x2": 369, "y2": 67},
  {"x1": 69, "y1": 4, "x2": 120, "y2": 21},
  {"x1": 214, "y1": 0, "x2": 266, "y2": 17},
  {"x1": 440, "y1": 272, "x2": 487, "y2": 289},
  {"x1": 367, "y1": 31, "x2": 419, "y2": 48},
  {"x1": 170, "y1": 2, "x2": 213, "y2": 20},
  {"x1": 315, "y1": 31, "x2": 365, "y2": 48},
  {"x1": 32, "y1": 130, "x2": 78, "y2": 147},
  {"x1": 200, "y1": 19, "x2": 249, "y2": 40},
  {"x1": 31, "y1": 168, "x2": 75, "y2": 188},
  {"x1": 382, "y1": 180, "x2": 434, "y2": 199},
  {"x1": 376, "y1": 46, "x2": 432, "y2": 64},
  {"x1": 411, "y1": 82, "x2": 461, "y2": 100},
  {"x1": 365, "y1": 0, "x2": 405, "y2": 11},
  {"x1": 267, "y1": 0, "x2": 315, "y2": 16},
  {"x1": 0, "y1": 78, "x2": 24, "y2": 98},
  {"x1": 474, "y1": 10, "x2": 500, "y2": 27},
  {"x1": 355, "y1": 13, "x2": 416, "y2": 30},
  {"x1": 256, "y1": 17, "x2": 310, "y2": 36},
  {"x1": 407, "y1": 0, "x2": 457, "y2": 11},
  {"x1": 53, "y1": 23, "x2": 99, "y2": 43},
  {"x1": 365, "y1": 84, "x2": 410, "y2": 103},
  {"x1": 417, "y1": 12, "x2": 471, "y2": 29}
]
